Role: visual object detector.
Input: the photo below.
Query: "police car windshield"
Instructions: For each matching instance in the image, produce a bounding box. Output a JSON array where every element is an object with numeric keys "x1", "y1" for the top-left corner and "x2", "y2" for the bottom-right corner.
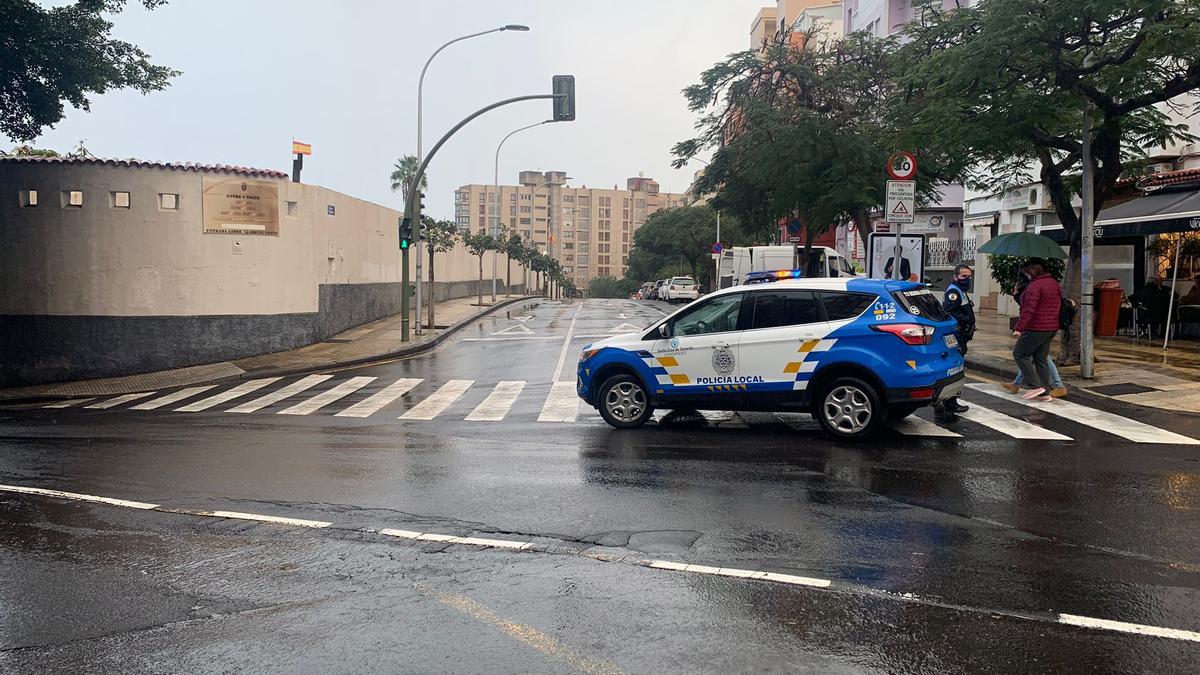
[{"x1": 893, "y1": 288, "x2": 949, "y2": 321}]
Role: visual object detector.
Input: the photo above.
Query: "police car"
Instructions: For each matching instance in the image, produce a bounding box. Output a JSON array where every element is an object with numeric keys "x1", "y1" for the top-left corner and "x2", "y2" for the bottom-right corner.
[{"x1": 576, "y1": 273, "x2": 965, "y2": 440}]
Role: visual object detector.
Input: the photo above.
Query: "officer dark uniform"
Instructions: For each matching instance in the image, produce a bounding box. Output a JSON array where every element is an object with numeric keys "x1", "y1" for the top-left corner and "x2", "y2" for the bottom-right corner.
[{"x1": 936, "y1": 265, "x2": 975, "y2": 417}]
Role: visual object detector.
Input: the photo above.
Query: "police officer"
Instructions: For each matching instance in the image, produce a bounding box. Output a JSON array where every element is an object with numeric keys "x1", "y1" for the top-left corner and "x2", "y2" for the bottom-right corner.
[{"x1": 936, "y1": 264, "x2": 975, "y2": 418}]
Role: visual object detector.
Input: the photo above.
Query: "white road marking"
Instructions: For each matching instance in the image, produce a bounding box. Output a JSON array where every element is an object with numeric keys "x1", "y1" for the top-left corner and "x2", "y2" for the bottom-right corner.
[
  {"x1": 130, "y1": 385, "x2": 218, "y2": 411},
  {"x1": 956, "y1": 401, "x2": 1072, "y2": 440},
  {"x1": 1057, "y1": 613, "x2": 1200, "y2": 643},
  {"x1": 609, "y1": 322, "x2": 644, "y2": 333},
  {"x1": 7, "y1": 481, "x2": 1200, "y2": 645},
  {"x1": 42, "y1": 398, "x2": 96, "y2": 409},
  {"x1": 175, "y1": 378, "x2": 281, "y2": 412},
  {"x1": 968, "y1": 383, "x2": 1200, "y2": 445},
  {"x1": 699, "y1": 410, "x2": 749, "y2": 428},
  {"x1": 492, "y1": 323, "x2": 533, "y2": 336},
  {"x1": 0, "y1": 483, "x2": 159, "y2": 509},
  {"x1": 335, "y1": 378, "x2": 422, "y2": 418},
  {"x1": 278, "y1": 376, "x2": 376, "y2": 415},
  {"x1": 226, "y1": 374, "x2": 332, "y2": 413},
  {"x1": 514, "y1": 315, "x2": 533, "y2": 323},
  {"x1": 84, "y1": 392, "x2": 158, "y2": 409},
  {"x1": 400, "y1": 380, "x2": 474, "y2": 420},
  {"x1": 538, "y1": 381, "x2": 580, "y2": 423},
  {"x1": 465, "y1": 381, "x2": 525, "y2": 421},
  {"x1": 889, "y1": 416, "x2": 963, "y2": 438},
  {"x1": 551, "y1": 305, "x2": 582, "y2": 383},
  {"x1": 461, "y1": 337, "x2": 560, "y2": 342},
  {"x1": 204, "y1": 510, "x2": 331, "y2": 528}
]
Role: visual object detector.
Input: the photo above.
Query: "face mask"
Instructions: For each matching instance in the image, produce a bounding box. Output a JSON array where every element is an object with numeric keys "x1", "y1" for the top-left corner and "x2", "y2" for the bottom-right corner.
[{"x1": 957, "y1": 276, "x2": 973, "y2": 291}]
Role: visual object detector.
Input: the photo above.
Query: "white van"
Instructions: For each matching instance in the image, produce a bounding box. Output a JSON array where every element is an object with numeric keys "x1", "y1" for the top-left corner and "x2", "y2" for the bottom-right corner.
[{"x1": 716, "y1": 246, "x2": 860, "y2": 289}]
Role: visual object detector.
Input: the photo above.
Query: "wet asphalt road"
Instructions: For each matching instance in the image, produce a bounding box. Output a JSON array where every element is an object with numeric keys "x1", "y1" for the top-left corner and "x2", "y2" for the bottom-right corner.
[{"x1": 3, "y1": 298, "x2": 1200, "y2": 673}]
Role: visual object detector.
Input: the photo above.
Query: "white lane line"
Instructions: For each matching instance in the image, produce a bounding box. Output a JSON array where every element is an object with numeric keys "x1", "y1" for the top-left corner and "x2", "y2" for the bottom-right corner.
[
  {"x1": 84, "y1": 392, "x2": 159, "y2": 409},
  {"x1": 1058, "y1": 613, "x2": 1200, "y2": 643},
  {"x1": 203, "y1": 510, "x2": 332, "y2": 528},
  {"x1": 968, "y1": 383, "x2": 1200, "y2": 445},
  {"x1": 0, "y1": 483, "x2": 159, "y2": 509},
  {"x1": 699, "y1": 410, "x2": 749, "y2": 428},
  {"x1": 278, "y1": 376, "x2": 376, "y2": 416},
  {"x1": 130, "y1": 385, "x2": 218, "y2": 411},
  {"x1": 551, "y1": 305, "x2": 582, "y2": 383},
  {"x1": 42, "y1": 398, "x2": 96, "y2": 409},
  {"x1": 956, "y1": 401, "x2": 1072, "y2": 441},
  {"x1": 465, "y1": 381, "x2": 526, "y2": 421},
  {"x1": 6, "y1": 482, "x2": 1200, "y2": 645},
  {"x1": 889, "y1": 416, "x2": 963, "y2": 438},
  {"x1": 400, "y1": 380, "x2": 474, "y2": 420},
  {"x1": 538, "y1": 381, "x2": 580, "y2": 423},
  {"x1": 175, "y1": 378, "x2": 281, "y2": 412},
  {"x1": 226, "y1": 374, "x2": 332, "y2": 413},
  {"x1": 335, "y1": 378, "x2": 423, "y2": 418},
  {"x1": 460, "y1": 337, "x2": 561, "y2": 342}
]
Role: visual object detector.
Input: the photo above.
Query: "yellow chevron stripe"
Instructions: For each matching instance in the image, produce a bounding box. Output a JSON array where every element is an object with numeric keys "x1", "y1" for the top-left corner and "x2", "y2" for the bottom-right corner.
[
  {"x1": 657, "y1": 356, "x2": 679, "y2": 367},
  {"x1": 669, "y1": 374, "x2": 691, "y2": 384},
  {"x1": 798, "y1": 339, "x2": 821, "y2": 353},
  {"x1": 783, "y1": 362, "x2": 802, "y2": 374}
]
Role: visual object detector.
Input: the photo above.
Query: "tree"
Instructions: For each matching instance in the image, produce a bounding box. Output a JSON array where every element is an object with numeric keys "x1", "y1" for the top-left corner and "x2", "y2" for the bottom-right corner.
[
  {"x1": 421, "y1": 216, "x2": 458, "y2": 329},
  {"x1": 1, "y1": 1, "x2": 179, "y2": 141},
  {"x1": 389, "y1": 154, "x2": 428, "y2": 209},
  {"x1": 588, "y1": 276, "x2": 637, "y2": 299},
  {"x1": 461, "y1": 231, "x2": 496, "y2": 306},
  {"x1": 504, "y1": 232, "x2": 527, "y2": 297},
  {"x1": 896, "y1": 0, "x2": 1200, "y2": 362},
  {"x1": 624, "y1": 205, "x2": 749, "y2": 291}
]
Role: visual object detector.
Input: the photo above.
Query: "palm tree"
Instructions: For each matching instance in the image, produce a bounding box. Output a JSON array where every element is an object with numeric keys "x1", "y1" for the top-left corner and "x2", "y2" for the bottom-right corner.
[{"x1": 389, "y1": 154, "x2": 428, "y2": 207}]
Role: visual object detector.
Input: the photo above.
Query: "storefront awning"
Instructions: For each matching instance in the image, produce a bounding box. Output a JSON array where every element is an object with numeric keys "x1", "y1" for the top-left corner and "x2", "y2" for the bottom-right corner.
[{"x1": 1094, "y1": 189, "x2": 1200, "y2": 237}]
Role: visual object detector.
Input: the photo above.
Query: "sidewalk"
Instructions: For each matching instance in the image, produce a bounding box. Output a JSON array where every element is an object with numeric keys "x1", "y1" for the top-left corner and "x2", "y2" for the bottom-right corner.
[
  {"x1": 967, "y1": 309, "x2": 1200, "y2": 413},
  {"x1": 0, "y1": 294, "x2": 539, "y2": 400}
]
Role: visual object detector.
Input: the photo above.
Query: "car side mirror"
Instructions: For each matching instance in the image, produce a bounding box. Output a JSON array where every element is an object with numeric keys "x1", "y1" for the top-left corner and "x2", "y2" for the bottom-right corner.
[{"x1": 658, "y1": 323, "x2": 671, "y2": 338}]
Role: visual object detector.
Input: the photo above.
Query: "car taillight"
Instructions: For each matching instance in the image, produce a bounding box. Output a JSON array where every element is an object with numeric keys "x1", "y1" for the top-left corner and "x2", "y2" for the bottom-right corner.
[{"x1": 871, "y1": 323, "x2": 935, "y2": 345}]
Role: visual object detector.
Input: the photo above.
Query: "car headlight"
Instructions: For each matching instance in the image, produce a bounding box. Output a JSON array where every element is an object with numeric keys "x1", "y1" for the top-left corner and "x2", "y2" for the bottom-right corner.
[{"x1": 580, "y1": 347, "x2": 601, "y2": 362}]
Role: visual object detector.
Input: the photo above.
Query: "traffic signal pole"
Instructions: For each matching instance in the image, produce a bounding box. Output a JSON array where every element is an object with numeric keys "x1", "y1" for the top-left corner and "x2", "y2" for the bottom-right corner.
[{"x1": 400, "y1": 79, "x2": 574, "y2": 341}]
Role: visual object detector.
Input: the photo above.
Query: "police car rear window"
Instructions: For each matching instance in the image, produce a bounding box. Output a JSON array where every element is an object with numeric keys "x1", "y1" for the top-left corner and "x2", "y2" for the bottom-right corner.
[
  {"x1": 821, "y1": 291, "x2": 875, "y2": 321},
  {"x1": 893, "y1": 289, "x2": 949, "y2": 321}
]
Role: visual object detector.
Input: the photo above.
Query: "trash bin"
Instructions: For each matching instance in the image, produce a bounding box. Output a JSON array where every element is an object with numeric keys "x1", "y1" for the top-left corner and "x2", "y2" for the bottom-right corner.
[{"x1": 1094, "y1": 282, "x2": 1123, "y2": 336}]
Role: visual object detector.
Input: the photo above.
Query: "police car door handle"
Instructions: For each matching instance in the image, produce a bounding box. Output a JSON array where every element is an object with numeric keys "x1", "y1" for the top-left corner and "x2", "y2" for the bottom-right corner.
[{"x1": 712, "y1": 341, "x2": 730, "y2": 349}]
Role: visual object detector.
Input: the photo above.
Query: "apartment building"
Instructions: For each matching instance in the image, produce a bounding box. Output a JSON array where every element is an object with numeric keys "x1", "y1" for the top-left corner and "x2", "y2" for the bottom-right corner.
[
  {"x1": 751, "y1": 1, "x2": 843, "y2": 48},
  {"x1": 455, "y1": 172, "x2": 685, "y2": 286},
  {"x1": 842, "y1": 0, "x2": 977, "y2": 37}
]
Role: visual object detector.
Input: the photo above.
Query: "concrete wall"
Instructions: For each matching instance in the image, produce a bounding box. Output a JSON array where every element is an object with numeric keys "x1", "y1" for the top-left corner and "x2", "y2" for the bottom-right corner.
[{"x1": 0, "y1": 159, "x2": 524, "y2": 385}]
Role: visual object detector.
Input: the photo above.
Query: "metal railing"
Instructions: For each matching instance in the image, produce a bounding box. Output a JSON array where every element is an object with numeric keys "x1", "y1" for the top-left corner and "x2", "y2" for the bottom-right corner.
[{"x1": 926, "y1": 237, "x2": 977, "y2": 268}]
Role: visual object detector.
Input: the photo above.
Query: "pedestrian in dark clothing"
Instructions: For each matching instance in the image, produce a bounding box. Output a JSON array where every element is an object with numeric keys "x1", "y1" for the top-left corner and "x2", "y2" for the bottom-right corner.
[
  {"x1": 1132, "y1": 276, "x2": 1177, "y2": 338},
  {"x1": 935, "y1": 264, "x2": 974, "y2": 419},
  {"x1": 1011, "y1": 259, "x2": 1062, "y2": 401}
]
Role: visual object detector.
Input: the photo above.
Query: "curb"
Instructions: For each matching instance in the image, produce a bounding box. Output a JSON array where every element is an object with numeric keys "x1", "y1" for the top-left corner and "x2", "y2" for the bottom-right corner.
[
  {"x1": 964, "y1": 354, "x2": 1016, "y2": 380},
  {"x1": 1, "y1": 295, "x2": 542, "y2": 402},
  {"x1": 231, "y1": 295, "x2": 541, "y2": 382}
]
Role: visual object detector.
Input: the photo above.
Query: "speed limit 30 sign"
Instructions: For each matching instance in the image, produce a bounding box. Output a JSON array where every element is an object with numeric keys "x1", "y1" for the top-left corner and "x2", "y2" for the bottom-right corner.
[{"x1": 887, "y1": 151, "x2": 918, "y2": 181}]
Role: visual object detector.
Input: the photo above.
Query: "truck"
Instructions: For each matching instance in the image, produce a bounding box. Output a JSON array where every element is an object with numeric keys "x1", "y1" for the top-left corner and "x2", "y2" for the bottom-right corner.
[{"x1": 716, "y1": 245, "x2": 860, "y2": 289}]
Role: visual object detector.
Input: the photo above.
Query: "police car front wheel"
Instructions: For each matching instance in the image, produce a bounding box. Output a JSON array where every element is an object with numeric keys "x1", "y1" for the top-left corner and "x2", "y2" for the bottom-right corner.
[
  {"x1": 815, "y1": 377, "x2": 883, "y2": 440},
  {"x1": 598, "y1": 374, "x2": 654, "y2": 429}
]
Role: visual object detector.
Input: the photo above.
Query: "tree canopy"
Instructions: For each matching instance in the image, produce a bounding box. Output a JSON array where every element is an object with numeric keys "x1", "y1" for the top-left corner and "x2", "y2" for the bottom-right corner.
[
  {"x1": 1, "y1": 0, "x2": 179, "y2": 141},
  {"x1": 623, "y1": 205, "x2": 748, "y2": 290}
]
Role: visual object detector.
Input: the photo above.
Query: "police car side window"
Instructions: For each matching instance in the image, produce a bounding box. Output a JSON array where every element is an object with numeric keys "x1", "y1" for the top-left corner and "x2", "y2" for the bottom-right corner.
[
  {"x1": 749, "y1": 291, "x2": 823, "y2": 330},
  {"x1": 670, "y1": 293, "x2": 744, "y2": 336},
  {"x1": 822, "y1": 291, "x2": 876, "y2": 321}
]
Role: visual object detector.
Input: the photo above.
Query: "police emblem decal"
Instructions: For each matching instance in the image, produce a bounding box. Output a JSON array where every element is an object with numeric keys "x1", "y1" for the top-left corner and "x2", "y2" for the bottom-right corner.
[
  {"x1": 669, "y1": 337, "x2": 680, "y2": 350},
  {"x1": 711, "y1": 345, "x2": 736, "y2": 375}
]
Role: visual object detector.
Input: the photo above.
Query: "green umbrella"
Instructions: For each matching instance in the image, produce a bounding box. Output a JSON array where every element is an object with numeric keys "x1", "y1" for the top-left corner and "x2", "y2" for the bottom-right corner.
[{"x1": 977, "y1": 232, "x2": 1067, "y2": 258}]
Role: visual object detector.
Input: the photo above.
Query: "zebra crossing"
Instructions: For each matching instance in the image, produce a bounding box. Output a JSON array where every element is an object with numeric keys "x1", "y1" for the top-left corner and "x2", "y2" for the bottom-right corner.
[{"x1": 30, "y1": 375, "x2": 1200, "y2": 445}]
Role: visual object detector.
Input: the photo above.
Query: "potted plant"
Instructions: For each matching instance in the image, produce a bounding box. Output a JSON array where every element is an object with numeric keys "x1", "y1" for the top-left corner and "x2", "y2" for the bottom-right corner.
[{"x1": 987, "y1": 255, "x2": 1066, "y2": 330}]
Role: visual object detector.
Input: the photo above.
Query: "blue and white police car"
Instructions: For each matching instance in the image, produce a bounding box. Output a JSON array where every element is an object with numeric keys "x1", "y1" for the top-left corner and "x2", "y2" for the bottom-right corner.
[{"x1": 576, "y1": 273, "x2": 965, "y2": 440}]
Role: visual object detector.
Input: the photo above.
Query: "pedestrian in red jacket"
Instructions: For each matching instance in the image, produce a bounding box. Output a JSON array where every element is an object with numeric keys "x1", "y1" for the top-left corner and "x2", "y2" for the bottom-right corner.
[{"x1": 1011, "y1": 259, "x2": 1063, "y2": 401}]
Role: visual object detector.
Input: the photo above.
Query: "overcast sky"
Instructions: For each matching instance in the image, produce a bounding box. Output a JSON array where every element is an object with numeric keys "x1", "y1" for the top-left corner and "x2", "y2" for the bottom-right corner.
[{"x1": 27, "y1": 0, "x2": 766, "y2": 217}]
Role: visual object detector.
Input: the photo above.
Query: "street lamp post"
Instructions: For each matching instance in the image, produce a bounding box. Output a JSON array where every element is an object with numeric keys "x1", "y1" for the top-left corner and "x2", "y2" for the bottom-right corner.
[
  {"x1": 415, "y1": 24, "x2": 529, "y2": 333},
  {"x1": 493, "y1": 120, "x2": 552, "y2": 302}
]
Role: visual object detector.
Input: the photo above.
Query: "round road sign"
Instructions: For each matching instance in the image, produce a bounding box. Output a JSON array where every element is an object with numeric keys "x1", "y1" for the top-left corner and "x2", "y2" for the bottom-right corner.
[
  {"x1": 887, "y1": 151, "x2": 918, "y2": 181},
  {"x1": 712, "y1": 242, "x2": 724, "y2": 254}
]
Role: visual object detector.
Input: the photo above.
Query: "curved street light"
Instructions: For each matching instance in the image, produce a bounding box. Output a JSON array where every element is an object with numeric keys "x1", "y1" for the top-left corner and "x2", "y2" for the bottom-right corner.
[
  {"x1": 491, "y1": 119, "x2": 553, "y2": 301},
  {"x1": 414, "y1": 23, "x2": 530, "y2": 331}
]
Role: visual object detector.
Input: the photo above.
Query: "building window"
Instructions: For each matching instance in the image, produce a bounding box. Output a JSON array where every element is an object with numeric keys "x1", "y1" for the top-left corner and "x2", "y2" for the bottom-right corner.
[
  {"x1": 110, "y1": 191, "x2": 130, "y2": 209},
  {"x1": 520, "y1": 217, "x2": 532, "y2": 225},
  {"x1": 159, "y1": 193, "x2": 178, "y2": 210},
  {"x1": 286, "y1": 200, "x2": 299, "y2": 216},
  {"x1": 18, "y1": 189, "x2": 38, "y2": 207},
  {"x1": 564, "y1": 242, "x2": 574, "y2": 250},
  {"x1": 63, "y1": 190, "x2": 84, "y2": 208}
]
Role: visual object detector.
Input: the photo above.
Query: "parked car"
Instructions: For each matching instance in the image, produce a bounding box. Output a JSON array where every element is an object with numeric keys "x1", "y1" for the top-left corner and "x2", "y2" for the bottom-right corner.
[
  {"x1": 640, "y1": 282, "x2": 656, "y2": 300},
  {"x1": 652, "y1": 279, "x2": 668, "y2": 301},
  {"x1": 660, "y1": 276, "x2": 699, "y2": 304}
]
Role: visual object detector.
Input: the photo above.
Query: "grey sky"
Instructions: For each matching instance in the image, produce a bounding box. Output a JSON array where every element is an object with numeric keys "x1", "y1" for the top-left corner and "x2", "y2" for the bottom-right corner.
[{"x1": 28, "y1": 0, "x2": 765, "y2": 218}]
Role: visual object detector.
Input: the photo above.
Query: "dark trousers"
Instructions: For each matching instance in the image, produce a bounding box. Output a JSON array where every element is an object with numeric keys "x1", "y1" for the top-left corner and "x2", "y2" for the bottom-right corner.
[{"x1": 1014, "y1": 331, "x2": 1055, "y2": 391}]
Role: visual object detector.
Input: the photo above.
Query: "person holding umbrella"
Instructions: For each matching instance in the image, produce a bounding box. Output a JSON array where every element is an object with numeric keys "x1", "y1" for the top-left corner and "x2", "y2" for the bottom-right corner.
[{"x1": 1011, "y1": 258, "x2": 1063, "y2": 401}]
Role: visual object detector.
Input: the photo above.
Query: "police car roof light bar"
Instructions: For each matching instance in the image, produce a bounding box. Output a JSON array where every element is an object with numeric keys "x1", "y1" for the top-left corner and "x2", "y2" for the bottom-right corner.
[{"x1": 744, "y1": 269, "x2": 804, "y2": 284}]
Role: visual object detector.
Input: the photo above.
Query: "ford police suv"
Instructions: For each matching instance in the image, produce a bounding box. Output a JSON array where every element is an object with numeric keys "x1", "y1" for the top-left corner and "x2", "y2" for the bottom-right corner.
[{"x1": 576, "y1": 275, "x2": 965, "y2": 440}]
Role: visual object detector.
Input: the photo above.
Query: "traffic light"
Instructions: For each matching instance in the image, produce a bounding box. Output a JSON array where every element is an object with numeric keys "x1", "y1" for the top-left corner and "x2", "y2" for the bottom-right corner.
[
  {"x1": 552, "y1": 75, "x2": 575, "y2": 122},
  {"x1": 399, "y1": 217, "x2": 413, "y2": 250}
]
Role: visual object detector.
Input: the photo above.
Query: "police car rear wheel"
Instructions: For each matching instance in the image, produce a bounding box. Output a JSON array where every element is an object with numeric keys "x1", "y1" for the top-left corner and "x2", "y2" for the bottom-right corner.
[
  {"x1": 817, "y1": 377, "x2": 882, "y2": 440},
  {"x1": 598, "y1": 375, "x2": 652, "y2": 429}
]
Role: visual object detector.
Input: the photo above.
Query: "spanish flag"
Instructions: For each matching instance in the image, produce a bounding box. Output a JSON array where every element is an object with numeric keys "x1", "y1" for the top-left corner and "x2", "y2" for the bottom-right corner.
[{"x1": 292, "y1": 140, "x2": 312, "y2": 156}]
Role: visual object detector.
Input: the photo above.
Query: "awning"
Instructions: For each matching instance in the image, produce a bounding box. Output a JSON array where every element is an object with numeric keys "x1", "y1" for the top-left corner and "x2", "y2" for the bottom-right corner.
[{"x1": 1094, "y1": 189, "x2": 1200, "y2": 237}]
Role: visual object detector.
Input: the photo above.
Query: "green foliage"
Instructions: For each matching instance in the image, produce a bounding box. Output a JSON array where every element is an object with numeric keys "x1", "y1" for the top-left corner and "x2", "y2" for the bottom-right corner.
[
  {"x1": 1, "y1": 1, "x2": 178, "y2": 141},
  {"x1": 622, "y1": 205, "x2": 747, "y2": 290},
  {"x1": 588, "y1": 276, "x2": 638, "y2": 299},
  {"x1": 987, "y1": 255, "x2": 1066, "y2": 297},
  {"x1": 421, "y1": 216, "x2": 457, "y2": 255},
  {"x1": 390, "y1": 154, "x2": 428, "y2": 207},
  {"x1": 461, "y1": 230, "x2": 496, "y2": 259}
]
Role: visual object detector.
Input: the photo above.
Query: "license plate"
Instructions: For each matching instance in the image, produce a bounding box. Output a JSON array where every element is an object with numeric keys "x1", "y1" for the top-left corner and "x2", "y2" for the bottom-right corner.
[{"x1": 944, "y1": 334, "x2": 959, "y2": 348}]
